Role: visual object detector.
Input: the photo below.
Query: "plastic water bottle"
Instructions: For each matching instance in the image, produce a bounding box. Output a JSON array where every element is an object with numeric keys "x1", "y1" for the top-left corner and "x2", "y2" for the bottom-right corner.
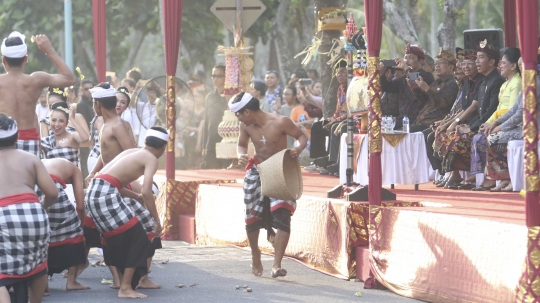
[
  {"x1": 381, "y1": 116, "x2": 387, "y2": 133},
  {"x1": 403, "y1": 116, "x2": 410, "y2": 133}
]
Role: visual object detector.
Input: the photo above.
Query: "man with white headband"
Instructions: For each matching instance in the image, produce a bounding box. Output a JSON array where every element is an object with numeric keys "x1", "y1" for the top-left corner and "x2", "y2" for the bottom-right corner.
[
  {"x1": 0, "y1": 32, "x2": 76, "y2": 156},
  {"x1": 229, "y1": 92, "x2": 307, "y2": 278},
  {"x1": 85, "y1": 126, "x2": 167, "y2": 299},
  {"x1": 81, "y1": 82, "x2": 138, "y2": 288},
  {"x1": 0, "y1": 113, "x2": 58, "y2": 303}
]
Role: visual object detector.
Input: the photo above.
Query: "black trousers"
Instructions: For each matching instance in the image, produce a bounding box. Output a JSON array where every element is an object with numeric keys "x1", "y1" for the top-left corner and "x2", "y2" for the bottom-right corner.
[
  {"x1": 310, "y1": 120, "x2": 330, "y2": 159},
  {"x1": 329, "y1": 122, "x2": 347, "y2": 163},
  {"x1": 423, "y1": 128, "x2": 442, "y2": 173}
]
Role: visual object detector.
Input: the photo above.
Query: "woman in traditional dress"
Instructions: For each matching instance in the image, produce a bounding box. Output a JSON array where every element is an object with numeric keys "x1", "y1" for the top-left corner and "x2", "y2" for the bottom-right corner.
[
  {"x1": 40, "y1": 87, "x2": 89, "y2": 139},
  {"x1": 467, "y1": 48, "x2": 522, "y2": 191}
]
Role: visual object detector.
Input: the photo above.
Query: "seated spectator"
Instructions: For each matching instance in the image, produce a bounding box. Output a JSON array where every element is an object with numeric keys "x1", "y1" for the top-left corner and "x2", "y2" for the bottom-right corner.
[
  {"x1": 440, "y1": 40, "x2": 505, "y2": 190},
  {"x1": 249, "y1": 80, "x2": 270, "y2": 113},
  {"x1": 308, "y1": 60, "x2": 348, "y2": 175},
  {"x1": 467, "y1": 48, "x2": 522, "y2": 191},
  {"x1": 430, "y1": 49, "x2": 484, "y2": 185},
  {"x1": 296, "y1": 80, "x2": 322, "y2": 119},
  {"x1": 380, "y1": 44, "x2": 435, "y2": 129},
  {"x1": 380, "y1": 67, "x2": 400, "y2": 117},
  {"x1": 311, "y1": 80, "x2": 322, "y2": 97},
  {"x1": 411, "y1": 49, "x2": 459, "y2": 133}
]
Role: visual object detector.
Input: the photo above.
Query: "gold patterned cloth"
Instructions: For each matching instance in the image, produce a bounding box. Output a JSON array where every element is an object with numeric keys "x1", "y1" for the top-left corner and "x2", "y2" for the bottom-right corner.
[
  {"x1": 516, "y1": 226, "x2": 540, "y2": 302},
  {"x1": 381, "y1": 133, "x2": 406, "y2": 148}
]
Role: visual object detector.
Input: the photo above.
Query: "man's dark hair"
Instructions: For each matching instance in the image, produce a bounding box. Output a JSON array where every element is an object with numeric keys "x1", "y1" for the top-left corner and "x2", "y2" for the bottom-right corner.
[
  {"x1": 94, "y1": 82, "x2": 117, "y2": 109},
  {"x1": 0, "y1": 114, "x2": 18, "y2": 147},
  {"x1": 3, "y1": 37, "x2": 25, "y2": 67},
  {"x1": 251, "y1": 80, "x2": 267, "y2": 95},
  {"x1": 232, "y1": 92, "x2": 260, "y2": 112},
  {"x1": 213, "y1": 64, "x2": 226, "y2": 73},
  {"x1": 307, "y1": 69, "x2": 319, "y2": 79},
  {"x1": 51, "y1": 102, "x2": 70, "y2": 120},
  {"x1": 293, "y1": 68, "x2": 308, "y2": 79},
  {"x1": 82, "y1": 79, "x2": 94, "y2": 87},
  {"x1": 145, "y1": 126, "x2": 168, "y2": 149}
]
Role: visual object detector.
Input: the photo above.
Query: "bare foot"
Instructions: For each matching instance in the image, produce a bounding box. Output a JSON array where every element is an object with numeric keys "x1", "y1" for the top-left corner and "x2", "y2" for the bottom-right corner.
[
  {"x1": 271, "y1": 268, "x2": 287, "y2": 278},
  {"x1": 251, "y1": 249, "x2": 263, "y2": 277},
  {"x1": 110, "y1": 284, "x2": 120, "y2": 289},
  {"x1": 118, "y1": 288, "x2": 147, "y2": 298},
  {"x1": 137, "y1": 278, "x2": 162, "y2": 289},
  {"x1": 66, "y1": 281, "x2": 91, "y2": 291}
]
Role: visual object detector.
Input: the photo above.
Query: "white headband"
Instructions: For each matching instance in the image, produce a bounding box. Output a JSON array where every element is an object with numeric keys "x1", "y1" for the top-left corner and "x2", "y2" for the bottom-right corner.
[
  {"x1": 228, "y1": 93, "x2": 254, "y2": 113},
  {"x1": 1, "y1": 31, "x2": 27, "y2": 58},
  {"x1": 89, "y1": 86, "x2": 116, "y2": 99},
  {"x1": 146, "y1": 129, "x2": 169, "y2": 142},
  {"x1": 0, "y1": 119, "x2": 17, "y2": 139}
]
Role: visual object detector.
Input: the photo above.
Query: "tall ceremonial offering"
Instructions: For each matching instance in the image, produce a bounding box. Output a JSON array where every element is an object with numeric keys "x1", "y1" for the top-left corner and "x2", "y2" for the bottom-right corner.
[
  {"x1": 213, "y1": 1, "x2": 262, "y2": 160},
  {"x1": 162, "y1": 0, "x2": 183, "y2": 204},
  {"x1": 515, "y1": 0, "x2": 540, "y2": 301}
]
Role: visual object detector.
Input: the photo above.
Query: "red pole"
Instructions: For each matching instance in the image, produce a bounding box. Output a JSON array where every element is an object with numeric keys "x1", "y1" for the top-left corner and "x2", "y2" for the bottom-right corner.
[
  {"x1": 92, "y1": 0, "x2": 106, "y2": 83},
  {"x1": 503, "y1": 0, "x2": 517, "y2": 47},
  {"x1": 162, "y1": 0, "x2": 184, "y2": 206}
]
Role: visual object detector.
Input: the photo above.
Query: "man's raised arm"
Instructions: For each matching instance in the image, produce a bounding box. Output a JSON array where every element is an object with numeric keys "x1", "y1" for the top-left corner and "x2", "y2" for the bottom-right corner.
[{"x1": 30, "y1": 35, "x2": 76, "y2": 88}]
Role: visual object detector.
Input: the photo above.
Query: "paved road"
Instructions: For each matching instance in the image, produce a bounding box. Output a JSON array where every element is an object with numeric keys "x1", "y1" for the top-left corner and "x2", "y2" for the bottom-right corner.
[{"x1": 45, "y1": 241, "x2": 420, "y2": 303}]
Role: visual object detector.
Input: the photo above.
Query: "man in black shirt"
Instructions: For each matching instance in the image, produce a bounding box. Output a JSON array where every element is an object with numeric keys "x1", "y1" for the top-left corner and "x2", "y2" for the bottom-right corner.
[
  {"x1": 202, "y1": 65, "x2": 229, "y2": 169},
  {"x1": 77, "y1": 79, "x2": 95, "y2": 180}
]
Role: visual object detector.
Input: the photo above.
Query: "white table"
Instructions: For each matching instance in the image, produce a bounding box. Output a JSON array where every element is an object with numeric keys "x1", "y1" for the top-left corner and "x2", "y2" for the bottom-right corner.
[{"x1": 339, "y1": 132, "x2": 431, "y2": 186}]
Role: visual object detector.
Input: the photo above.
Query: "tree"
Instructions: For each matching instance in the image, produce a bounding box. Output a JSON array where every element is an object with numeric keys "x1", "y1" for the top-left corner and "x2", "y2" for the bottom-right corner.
[{"x1": 437, "y1": 0, "x2": 467, "y2": 51}]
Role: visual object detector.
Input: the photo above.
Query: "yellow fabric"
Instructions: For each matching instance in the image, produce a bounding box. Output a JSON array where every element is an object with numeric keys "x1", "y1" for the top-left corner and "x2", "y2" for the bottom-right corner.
[{"x1": 486, "y1": 74, "x2": 522, "y2": 124}]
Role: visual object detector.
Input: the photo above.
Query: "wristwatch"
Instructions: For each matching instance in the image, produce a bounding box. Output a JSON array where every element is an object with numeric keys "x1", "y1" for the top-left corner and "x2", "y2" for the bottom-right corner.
[{"x1": 455, "y1": 118, "x2": 460, "y2": 123}]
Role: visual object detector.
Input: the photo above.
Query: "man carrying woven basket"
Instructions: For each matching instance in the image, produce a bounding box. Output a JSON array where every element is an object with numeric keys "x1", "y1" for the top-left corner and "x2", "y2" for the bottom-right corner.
[{"x1": 230, "y1": 92, "x2": 307, "y2": 278}]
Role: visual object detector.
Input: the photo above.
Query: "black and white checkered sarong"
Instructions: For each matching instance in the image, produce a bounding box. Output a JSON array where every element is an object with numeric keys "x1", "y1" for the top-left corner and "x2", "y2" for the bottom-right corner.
[
  {"x1": 89, "y1": 116, "x2": 101, "y2": 158},
  {"x1": 85, "y1": 177, "x2": 135, "y2": 234},
  {"x1": 0, "y1": 194, "x2": 49, "y2": 277},
  {"x1": 41, "y1": 135, "x2": 79, "y2": 167},
  {"x1": 125, "y1": 198, "x2": 154, "y2": 234},
  {"x1": 244, "y1": 165, "x2": 296, "y2": 225},
  {"x1": 16, "y1": 128, "x2": 40, "y2": 157},
  {"x1": 49, "y1": 177, "x2": 83, "y2": 244}
]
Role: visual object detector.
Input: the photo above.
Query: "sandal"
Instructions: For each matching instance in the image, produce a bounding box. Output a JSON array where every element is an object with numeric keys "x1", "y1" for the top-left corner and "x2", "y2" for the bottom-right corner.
[
  {"x1": 444, "y1": 179, "x2": 463, "y2": 189},
  {"x1": 501, "y1": 182, "x2": 514, "y2": 192},
  {"x1": 490, "y1": 181, "x2": 509, "y2": 192},
  {"x1": 472, "y1": 183, "x2": 497, "y2": 191}
]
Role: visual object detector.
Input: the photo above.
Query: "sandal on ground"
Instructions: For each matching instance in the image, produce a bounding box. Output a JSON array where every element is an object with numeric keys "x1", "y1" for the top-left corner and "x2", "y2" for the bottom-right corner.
[
  {"x1": 457, "y1": 183, "x2": 476, "y2": 190},
  {"x1": 472, "y1": 183, "x2": 497, "y2": 191},
  {"x1": 444, "y1": 179, "x2": 463, "y2": 189},
  {"x1": 501, "y1": 182, "x2": 514, "y2": 192},
  {"x1": 490, "y1": 181, "x2": 509, "y2": 192}
]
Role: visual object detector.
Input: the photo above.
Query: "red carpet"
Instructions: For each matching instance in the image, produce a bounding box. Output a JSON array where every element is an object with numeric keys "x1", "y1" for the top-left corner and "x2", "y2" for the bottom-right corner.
[{"x1": 155, "y1": 169, "x2": 525, "y2": 225}]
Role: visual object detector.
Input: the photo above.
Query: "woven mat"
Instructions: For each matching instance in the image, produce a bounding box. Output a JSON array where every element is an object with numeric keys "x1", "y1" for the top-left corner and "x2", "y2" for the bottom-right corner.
[{"x1": 382, "y1": 133, "x2": 407, "y2": 147}]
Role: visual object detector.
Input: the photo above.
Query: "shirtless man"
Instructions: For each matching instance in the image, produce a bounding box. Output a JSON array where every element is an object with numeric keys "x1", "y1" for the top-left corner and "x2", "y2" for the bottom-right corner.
[
  {"x1": 41, "y1": 158, "x2": 89, "y2": 292},
  {"x1": 80, "y1": 83, "x2": 137, "y2": 286},
  {"x1": 0, "y1": 32, "x2": 76, "y2": 156},
  {"x1": 230, "y1": 92, "x2": 307, "y2": 278},
  {"x1": 0, "y1": 114, "x2": 58, "y2": 303},
  {"x1": 85, "y1": 127, "x2": 166, "y2": 299}
]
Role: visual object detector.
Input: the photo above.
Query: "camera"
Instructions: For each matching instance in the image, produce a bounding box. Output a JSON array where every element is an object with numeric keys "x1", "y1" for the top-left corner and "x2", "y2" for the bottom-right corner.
[{"x1": 408, "y1": 72, "x2": 420, "y2": 82}]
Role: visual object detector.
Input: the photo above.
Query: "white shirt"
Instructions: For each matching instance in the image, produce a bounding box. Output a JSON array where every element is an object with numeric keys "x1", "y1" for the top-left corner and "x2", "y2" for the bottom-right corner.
[
  {"x1": 36, "y1": 104, "x2": 50, "y2": 122},
  {"x1": 136, "y1": 101, "x2": 157, "y2": 147}
]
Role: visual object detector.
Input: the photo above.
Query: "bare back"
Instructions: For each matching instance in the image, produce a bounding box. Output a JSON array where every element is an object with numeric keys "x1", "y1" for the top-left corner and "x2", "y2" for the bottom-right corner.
[
  {"x1": 100, "y1": 148, "x2": 158, "y2": 187},
  {"x1": 41, "y1": 158, "x2": 77, "y2": 184},
  {"x1": 0, "y1": 149, "x2": 53, "y2": 198},
  {"x1": 100, "y1": 116, "x2": 136, "y2": 165},
  {"x1": 0, "y1": 73, "x2": 47, "y2": 129},
  {"x1": 239, "y1": 112, "x2": 302, "y2": 162}
]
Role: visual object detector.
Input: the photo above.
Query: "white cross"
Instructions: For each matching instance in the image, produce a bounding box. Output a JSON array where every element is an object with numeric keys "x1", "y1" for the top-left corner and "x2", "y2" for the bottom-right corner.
[{"x1": 260, "y1": 135, "x2": 267, "y2": 145}]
